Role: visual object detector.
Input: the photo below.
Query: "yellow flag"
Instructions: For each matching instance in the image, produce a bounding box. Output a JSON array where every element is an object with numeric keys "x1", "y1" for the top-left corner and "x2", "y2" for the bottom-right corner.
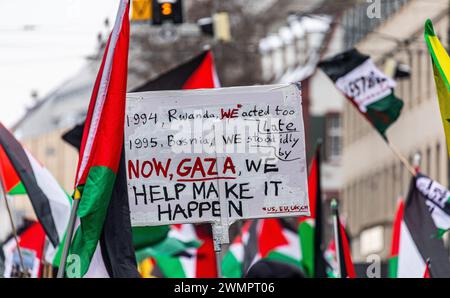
[
  {"x1": 425, "y1": 19, "x2": 450, "y2": 156},
  {"x1": 131, "y1": 0, "x2": 151, "y2": 22}
]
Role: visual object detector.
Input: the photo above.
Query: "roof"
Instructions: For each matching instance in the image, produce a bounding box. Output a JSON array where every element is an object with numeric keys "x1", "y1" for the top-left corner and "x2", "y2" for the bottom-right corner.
[{"x1": 13, "y1": 61, "x2": 100, "y2": 140}]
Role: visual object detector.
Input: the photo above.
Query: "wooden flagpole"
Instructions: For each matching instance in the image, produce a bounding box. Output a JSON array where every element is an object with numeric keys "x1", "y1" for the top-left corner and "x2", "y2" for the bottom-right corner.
[{"x1": 386, "y1": 140, "x2": 417, "y2": 177}]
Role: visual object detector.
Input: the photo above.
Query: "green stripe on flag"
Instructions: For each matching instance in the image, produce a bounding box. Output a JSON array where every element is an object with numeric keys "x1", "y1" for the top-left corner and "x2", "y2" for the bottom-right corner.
[
  {"x1": 366, "y1": 93, "x2": 404, "y2": 137},
  {"x1": 132, "y1": 225, "x2": 170, "y2": 250},
  {"x1": 222, "y1": 251, "x2": 242, "y2": 278},
  {"x1": 266, "y1": 251, "x2": 302, "y2": 268},
  {"x1": 437, "y1": 228, "x2": 449, "y2": 238},
  {"x1": 135, "y1": 237, "x2": 201, "y2": 263},
  {"x1": 388, "y1": 256, "x2": 398, "y2": 278},
  {"x1": 52, "y1": 231, "x2": 68, "y2": 267},
  {"x1": 298, "y1": 220, "x2": 314, "y2": 277},
  {"x1": 67, "y1": 166, "x2": 116, "y2": 277},
  {"x1": 154, "y1": 255, "x2": 187, "y2": 278}
]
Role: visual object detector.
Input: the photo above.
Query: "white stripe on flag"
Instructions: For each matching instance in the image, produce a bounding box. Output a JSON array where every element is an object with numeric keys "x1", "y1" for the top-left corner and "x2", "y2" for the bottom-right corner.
[
  {"x1": 397, "y1": 222, "x2": 426, "y2": 278},
  {"x1": 180, "y1": 247, "x2": 197, "y2": 278},
  {"x1": 229, "y1": 242, "x2": 245, "y2": 263},
  {"x1": 25, "y1": 150, "x2": 71, "y2": 246},
  {"x1": 335, "y1": 59, "x2": 395, "y2": 112},
  {"x1": 69, "y1": 218, "x2": 109, "y2": 278},
  {"x1": 84, "y1": 244, "x2": 110, "y2": 278},
  {"x1": 76, "y1": 0, "x2": 129, "y2": 185},
  {"x1": 276, "y1": 229, "x2": 301, "y2": 260}
]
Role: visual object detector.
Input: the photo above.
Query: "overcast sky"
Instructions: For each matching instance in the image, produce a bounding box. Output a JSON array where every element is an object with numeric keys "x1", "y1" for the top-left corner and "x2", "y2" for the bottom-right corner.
[{"x1": 0, "y1": 0, "x2": 120, "y2": 127}]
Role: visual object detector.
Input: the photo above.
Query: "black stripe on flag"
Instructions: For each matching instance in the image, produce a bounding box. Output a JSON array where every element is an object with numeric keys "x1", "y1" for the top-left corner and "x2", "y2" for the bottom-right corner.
[
  {"x1": 318, "y1": 48, "x2": 369, "y2": 82},
  {"x1": 404, "y1": 176, "x2": 450, "y2": 277},
  {"x1": 99, "y1": 148, "x2": 141, "y2": 278},
  {"x1": 242, "y1": 220, "x2": 259, "y2": 275},
  {"x1": 334, "y1": 204, "x2": 348, "y2": 278},
  {"x1": 0, "y1": 123, "x2": 59, "y2": 247},
  {"x1": 313, "y1": 144, "x2": 328, "y2": 278}
]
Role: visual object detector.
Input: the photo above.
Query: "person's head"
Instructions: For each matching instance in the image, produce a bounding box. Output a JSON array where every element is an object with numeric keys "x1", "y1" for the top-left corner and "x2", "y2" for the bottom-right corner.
[{"x1": 244, "y1": 259, "x2": 305, "y2": 278}]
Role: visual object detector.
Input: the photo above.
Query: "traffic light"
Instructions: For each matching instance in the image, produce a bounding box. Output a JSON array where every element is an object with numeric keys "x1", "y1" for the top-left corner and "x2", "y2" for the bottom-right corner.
[{"x1": 152, "y1": 0, "x2": 183, "y2": 25}]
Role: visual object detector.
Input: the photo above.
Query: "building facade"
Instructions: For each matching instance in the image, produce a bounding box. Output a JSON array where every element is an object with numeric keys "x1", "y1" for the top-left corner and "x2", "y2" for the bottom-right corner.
[{"x1": 341, "y1": 0, "x2": 449, "y2": 261}]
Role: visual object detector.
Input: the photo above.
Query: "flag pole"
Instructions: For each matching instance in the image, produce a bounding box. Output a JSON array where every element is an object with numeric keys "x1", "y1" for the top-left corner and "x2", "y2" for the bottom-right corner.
[
  {"x1": 386, "y1": 140, "x2": 417, "y2": 177},
  {"x1": 0, "y1": 172, "x2": 27, "y2": 277},
  {"x1": 330, "y1": 199, "x2": 341, "y2": 278},
  {"x1": 56, "y1": 197, "x2": 80, "y2": 278}
]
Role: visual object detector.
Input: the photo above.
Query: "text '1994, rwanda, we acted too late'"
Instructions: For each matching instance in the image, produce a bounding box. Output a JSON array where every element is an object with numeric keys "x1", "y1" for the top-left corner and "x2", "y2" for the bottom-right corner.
[{"x1": 124, "y1": 84, "x2": 310, "y2": 227}]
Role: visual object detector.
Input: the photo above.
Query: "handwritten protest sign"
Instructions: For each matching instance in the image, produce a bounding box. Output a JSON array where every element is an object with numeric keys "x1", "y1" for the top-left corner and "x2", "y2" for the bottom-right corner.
[{"x1": 125, "y1": 84, "x2": 310, "y2": 227}]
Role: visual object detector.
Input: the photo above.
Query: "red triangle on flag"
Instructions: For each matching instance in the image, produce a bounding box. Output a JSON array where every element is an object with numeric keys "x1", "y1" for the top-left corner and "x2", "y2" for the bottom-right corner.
[
  {"x1": 182, "y1": 52, "x2": 218, "y2": 89},
  {"x1": 258, "y1": 219, "x2": 289, "y2": 258}
]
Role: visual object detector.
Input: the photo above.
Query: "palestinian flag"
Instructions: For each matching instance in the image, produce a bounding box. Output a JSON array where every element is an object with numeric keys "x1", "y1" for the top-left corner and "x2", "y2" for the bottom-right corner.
[
  {"x1": 222, "y1": 219, "x2": 301, "y2": 278},
  {"x1": 324, "y1": 239, "x2": 338, "y2": 278},
  {"x1": 136, "y1": 225, "x2": 200, "y2": 278},
  {"x1": 63, "y1": 125, "x2": 142, "y2": 278},
  {"x1": 186, "y1": 224, "x2": 217, "y2": 278},
  {"x1": 63, "y1": 0, "x2": 137, "y2": 278},
  {"x1": 425, "y1": 19, "x2": 450, "y2": 156},
  {"x1": 336, "y1": 220, "x2": 355, "y2": 278},
  {"x1": 331, "y1": 201, "x2": 356, "y2": 278},
  {"x1": 389, "y1": 174, "x2": 450, "y2": 278},
  {"x1": 137, "y1": 224, "x2": 216, "y2": 278},
  {"x1": 298, "y1": 143, "x2": 327, "y2": 278},
  {"x1": 0, "y1": 122, "x2": 71, "y2": 262},
  {"x1": 2, "y1": 220, "x2": 46, "y2": 278},
  {"x1": 145, "y1": 224, "x2": 215, "y2": 278},
  {"x1": 318, "y1": 48, "x2": 403, "y2": 138}
]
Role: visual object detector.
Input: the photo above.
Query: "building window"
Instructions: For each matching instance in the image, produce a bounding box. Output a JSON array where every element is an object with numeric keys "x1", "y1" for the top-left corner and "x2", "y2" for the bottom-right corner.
[{"x1": 325, "y1": 113, "x2": 342, "y2": 162}]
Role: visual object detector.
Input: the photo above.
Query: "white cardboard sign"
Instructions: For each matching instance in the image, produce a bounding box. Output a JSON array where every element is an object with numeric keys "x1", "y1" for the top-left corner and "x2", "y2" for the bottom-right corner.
[{"x1": 125, "y1": 84, "x2": 310, "y2": 227}]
